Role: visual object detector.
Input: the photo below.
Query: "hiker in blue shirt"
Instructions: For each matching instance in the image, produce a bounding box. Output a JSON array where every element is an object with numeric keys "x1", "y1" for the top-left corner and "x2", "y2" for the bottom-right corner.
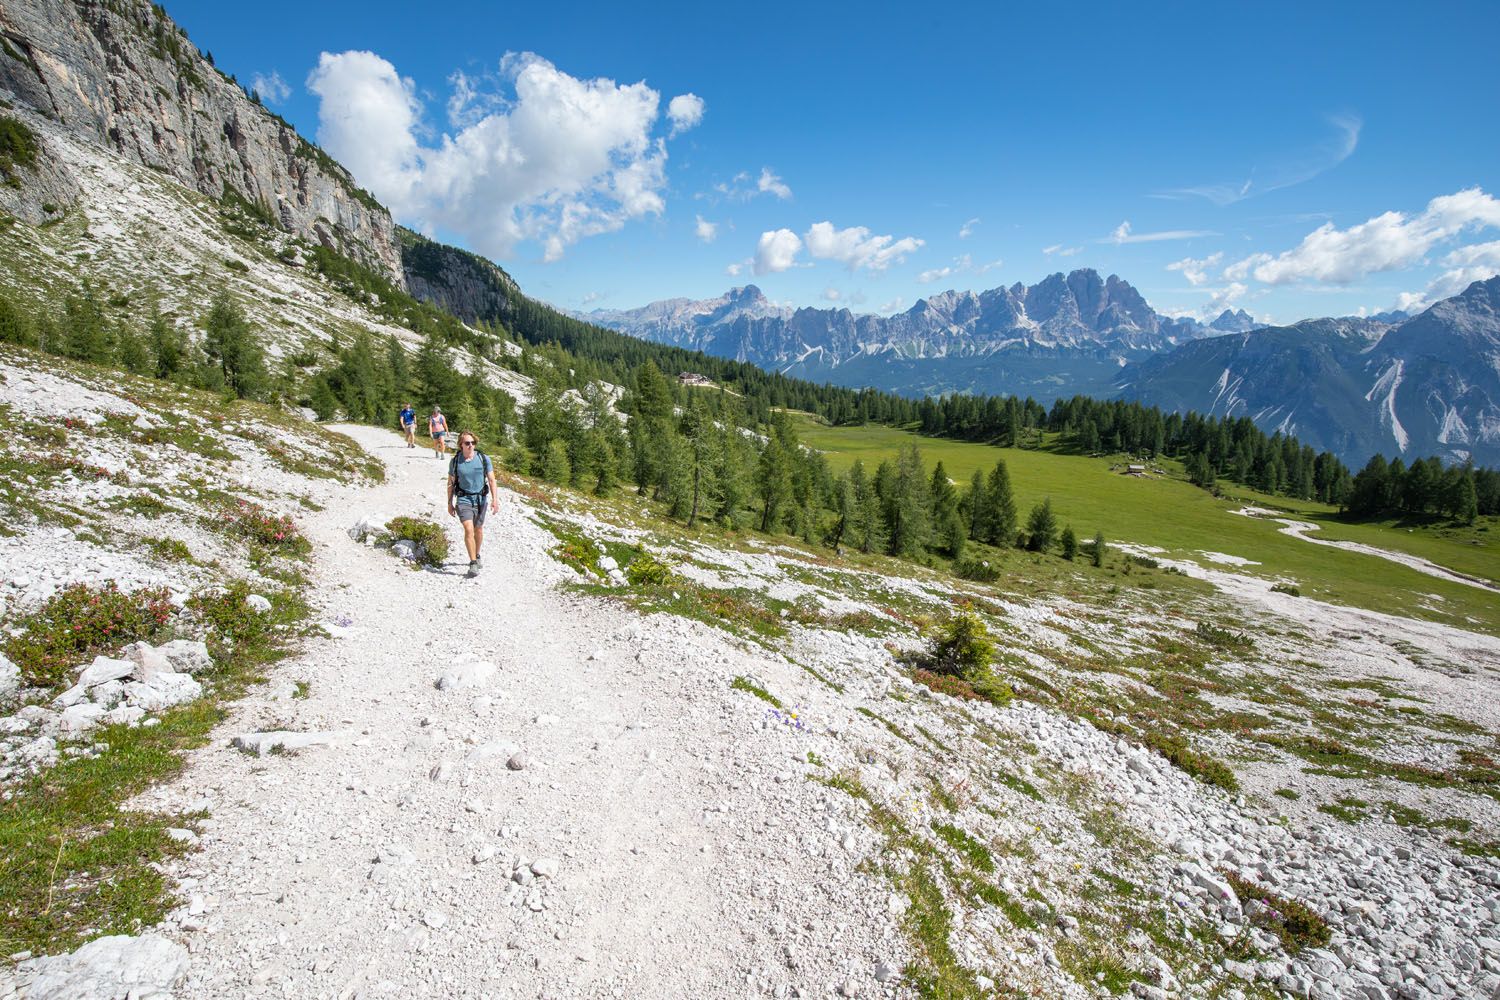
[
  {"x1": 398, "y1": 403, "x2": 416, "y2": 449},
  {"x1": 446, "y1": 430, "x2": 499, "y2": 577}
]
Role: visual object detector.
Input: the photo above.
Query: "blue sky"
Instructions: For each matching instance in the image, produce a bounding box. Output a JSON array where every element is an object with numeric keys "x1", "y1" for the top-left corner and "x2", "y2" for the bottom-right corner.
[{"x1": 170, "y1": 0, "x2": 1500, "y2": 323}]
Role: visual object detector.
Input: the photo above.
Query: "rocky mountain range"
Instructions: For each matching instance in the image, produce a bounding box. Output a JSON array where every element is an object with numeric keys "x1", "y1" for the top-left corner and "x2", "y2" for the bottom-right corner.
[
  {"x1": 1118, "y1": 277, "x2": 1500, "y2": 466},
  {"x1": 584, "y1": 272, "x2": 1251, "y2": 401}
]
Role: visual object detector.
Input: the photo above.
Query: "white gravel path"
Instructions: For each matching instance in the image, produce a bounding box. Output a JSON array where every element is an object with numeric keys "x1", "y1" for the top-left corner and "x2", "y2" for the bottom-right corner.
[
  {"x1": 1232, "y1": 506, "x2": 1500, "y2": 594},
  {"x1": 133, "y1": 425, "x2": 907, "y2": 999}
]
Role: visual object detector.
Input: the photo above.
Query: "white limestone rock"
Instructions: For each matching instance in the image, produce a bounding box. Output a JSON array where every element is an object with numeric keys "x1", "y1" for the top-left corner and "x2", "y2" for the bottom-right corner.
[
  {"x1": 123, "y1": 671, "x2": 202, "y2": 712},
  {"x1": 156, "y1": 639, "x2": 213, "y2": 675},
  {"x1": 231, "y1": 730, "x2": 335, "y2": 757},
  {"x1": 0, "y1": 652, "x2": 20, "y2": 702},
  {"x1": 19, "y1": 933, "x2": 189, "y2": 1000}
]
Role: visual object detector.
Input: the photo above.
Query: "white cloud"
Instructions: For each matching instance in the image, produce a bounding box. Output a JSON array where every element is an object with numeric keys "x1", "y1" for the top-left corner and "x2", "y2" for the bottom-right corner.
[
  {"x1": 1156, "y1": 114, "x2": 1362, "y2": 205},
  {"x1": 725, "y1": 261, "x2": 744, "y2": 277},
  {"x1": 917, "y1": 254, "x2": 972, "y2": 284},
  {"x1": 804, "y1": 221, "x2": 923, "y2": 273},
  {"x1": 757, "y1": 167, "x2": 792, "y2": 200},
  {"x1": 958, "y1": 217, "x2": 980, "y2": 239},
  {"x1": 1222, "y1": 253, "x2": 1271, "y2": 282},
  {"x1": 308, "y1": 50, "x2": 688, "y2": 262},
  {"x1": 1204, "y1": 282, "x2": 1249, "y2": 314},
  {"x1": 580, "y1": 291, "x2": 604, "y2": 305},
  {"x1": 1441, "y1": 239, "x2": 1500, "y2": 269},
  {"x1": 251, "y1": 70, "x2": 291, "y2": 104},
  {"x1": 667, "y1": 93, "x2": 705, "y2": 136},
  {"x1": 754, "y1": 229, "x2": 802, "y2": 275},
  {"x1": 976, "y1": 258, "x2": 1003, "y2": 275},
  {"x1": 1246, "y1": 187, "x2": 1500, "y2": 285},
  {"x1": 1106, "y1": 221, "x2": 1216, "y2": 245},
  {"x1": 878, "y1": 297, "x2": 906, "y2": 313},
  {"x1": 1165, "y1": 252, "x2": 1224, "y2": 286},
  {"x1": 1043, "y1": 244, "x2": 1083, "y2": 257},
  {"x1": 1394, "y1": 266, "x2": 1497, "y2": 313},
  {"x1": 822, "y1": 287, "x2": 842, "y2": 302},
  {"x1": 694, "y1": 215, "x2": 717, "y2": 243}
]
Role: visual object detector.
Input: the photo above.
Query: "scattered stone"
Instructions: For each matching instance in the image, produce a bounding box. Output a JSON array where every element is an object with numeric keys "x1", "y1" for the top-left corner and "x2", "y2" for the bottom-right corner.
[
  {"x1": 422, "y1": 910, "x2": 448, "y2": 930},
  {"x1": 507, "y1": 753, "x2": 528, "y2": 771},
  {"x1": 530, "y1": 857, "x2": 559, "y2": 879},
  {"x1": 245, "y1": 594, "x2": 273, "y2": 613},
  {"x1": 436, "y1": 660, "x2": 497, "y2": 691},
  {"x1": 0, "y1": 652, "x2": 21, "y2": 702},
  {"x1": 155, "y1": 640, "x2": 213, "y2": 675},
  {"x1": 231, "y1": 731, "x2": 334, "y2": 757}
]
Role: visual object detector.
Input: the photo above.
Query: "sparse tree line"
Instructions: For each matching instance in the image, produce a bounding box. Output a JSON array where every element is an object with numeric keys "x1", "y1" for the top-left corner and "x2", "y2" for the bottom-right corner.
[{"x1": 1345, "y1": 454, "x2": 1497, "y2": 524}]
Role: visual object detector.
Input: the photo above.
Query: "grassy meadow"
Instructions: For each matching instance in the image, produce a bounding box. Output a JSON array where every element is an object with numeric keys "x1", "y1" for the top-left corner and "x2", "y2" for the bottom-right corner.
[{"x1": 788, "y1": 414, "x2": 1500, "y2": 635}]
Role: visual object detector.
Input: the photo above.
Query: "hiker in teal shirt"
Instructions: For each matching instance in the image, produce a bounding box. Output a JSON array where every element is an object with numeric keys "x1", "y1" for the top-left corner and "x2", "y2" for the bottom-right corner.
[{"x1": 446, "y1": 431, "x2": 499, "y2": 577}]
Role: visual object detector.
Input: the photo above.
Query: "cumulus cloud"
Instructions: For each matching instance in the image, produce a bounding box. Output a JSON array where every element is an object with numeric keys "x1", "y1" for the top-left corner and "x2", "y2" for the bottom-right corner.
[
  {"x1": 878, "y1": 297, "x2": 906, "y2": 313},
  {"x1": 758, "y1": 167, "x2": 793, "y2": 200},
  {"x1": 822, "y1": 287, "x2": 842, "y2": 302},
  {"x1": 958, "y1": 217, "x2": 980, "y2": 239},
  {"x1": 251, "y1": 70, "x2": 291, "y2": 104},
  {"x1": 725, "y1": 261, "x2": 744, "y2": 277},
  {"x1": 1165, "y1": 252, "x2": 1224, "y2": 286},
  {"x1": 694, "y1": 215, "x2": 718, "y2": 243},
  {"x1": 1243, "y1": 187, "x2": 1500, "y2": 285},
  {"x1": 1106, "y1": 221, "x2": 1217, "y2": 245},
  {"x1": 754, "y1": 229, "x2": 803, "y2": 275},
  {"x1": 805, "y1": 221, "x2": 923, "y2": 273},
  {"x1": 1204, "y1": 282, "x2": 1249, "y2": 314},
  {"x1": 308, "y1": 50, "x2": 689, "y2": 262},
  {"x1": 1156, "y1": 114, "x2": 1362, "y2": 205},
  {"x1": 667, "y1": 93, "x2": 705, "y2": 136}
]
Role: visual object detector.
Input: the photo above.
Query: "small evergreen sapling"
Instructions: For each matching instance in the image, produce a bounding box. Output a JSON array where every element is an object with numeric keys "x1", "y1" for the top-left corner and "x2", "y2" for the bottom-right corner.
[{"x1": 1060, "y1": 525, "x2": 1078, "y2": 560}]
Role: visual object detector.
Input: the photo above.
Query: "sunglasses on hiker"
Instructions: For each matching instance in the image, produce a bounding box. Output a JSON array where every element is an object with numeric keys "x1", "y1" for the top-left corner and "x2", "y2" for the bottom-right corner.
[{"x1": 460, "y1": 439, "x2": 476, "y2": 447}]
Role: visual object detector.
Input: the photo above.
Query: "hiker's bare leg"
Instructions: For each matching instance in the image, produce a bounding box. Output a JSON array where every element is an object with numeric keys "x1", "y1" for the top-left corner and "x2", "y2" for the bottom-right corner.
[
  {"x1": 462, "y1": 521, "x2": 479, "y2": 561},
  {"x1": 472, "y1": 525, "x2": 484, "y2": 560}
]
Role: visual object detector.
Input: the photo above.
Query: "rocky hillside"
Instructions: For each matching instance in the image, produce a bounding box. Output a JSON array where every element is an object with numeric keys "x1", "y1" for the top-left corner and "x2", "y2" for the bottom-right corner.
[
  {"x1": 1119, "y1": 278, "x2": 1500, "y2": 467},
  {"x1": 583, "y1": 271, "x2": 1218, "y2": 401},
  {"x1": 0, "y1": 0, "x2": 400, "y2": 279}
]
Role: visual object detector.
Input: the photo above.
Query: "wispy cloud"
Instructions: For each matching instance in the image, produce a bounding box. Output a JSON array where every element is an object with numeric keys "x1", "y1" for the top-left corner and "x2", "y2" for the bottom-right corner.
[
  {"x1": 1104, "y1": 221, "x2": 1217, "y2": 245},
  {"x1": 1043, "y1": 244, "x2": 1083, "y2": 257},
  {"x1": 958, "y1": 217, "x2": 980, "y2": 239},
  {"x1": 251, "y1": 70, "x2": 291, "y2": 104},
  {"x1": 707, "y1": 166, "x2": 792, "y2": 202},
  {"x1": 694, "y1": 215, "x2": 717, "y2": 243},
  {"x1": 1154, "y1": 114, "x2": 1361, "y2": 206},
  {"x1": 917, "y1": 254, "x2": 1003, "y2": 284},
  {"x1": 878, "y1": 297, "x2": 906, "y2": 313},
  {"x1": 580, "y1": 290, "x2": 604, "y2": 305},
  {"x1": 1165, "y1": 252, "x2": 1224, "y2": 286}
]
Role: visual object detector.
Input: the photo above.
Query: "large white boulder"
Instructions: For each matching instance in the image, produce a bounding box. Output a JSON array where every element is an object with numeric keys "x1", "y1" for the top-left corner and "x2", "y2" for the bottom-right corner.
[
  {"x1": 120, "y1": 641, "x2": 175, "y2": 681},
  {"x1": 76, "y1": 655, "x2": 135, "y2": 688},
  {"x1": 21, "y1": 933, "x2": 190, "y2": 999},
  {"x1": 59, "y1": 702, "x2": 106, "y2": 734},
  {"x1": 348, "y1": 515, "x2": 382, "y2": 542},
  {"x1": 122, "y1": 671, "x2": 202, "y2": 712},
  {"x1": 0, "y1": 652, "x2": 20, "y2": 701},
  {"x1": 156, "y1": 639, "x2": 213, "y2": 675}
]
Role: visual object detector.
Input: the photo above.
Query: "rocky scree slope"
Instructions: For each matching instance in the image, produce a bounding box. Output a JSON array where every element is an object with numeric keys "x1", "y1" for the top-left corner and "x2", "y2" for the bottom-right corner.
[{"x1": 0, "y1": 0, "x2": 399, "y2": 278}]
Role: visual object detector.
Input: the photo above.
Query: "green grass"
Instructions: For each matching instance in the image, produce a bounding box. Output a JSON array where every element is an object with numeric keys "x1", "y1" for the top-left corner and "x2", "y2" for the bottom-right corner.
[
  {"x1": 790, "y1": 416, "x2": 1500, "y2": 634},
  {"x1": 730, "y1": 675, "x2": 781, "y2": 708},
  {"x1": 0, "y1": 582, "x2": 310, "y2": 956}
]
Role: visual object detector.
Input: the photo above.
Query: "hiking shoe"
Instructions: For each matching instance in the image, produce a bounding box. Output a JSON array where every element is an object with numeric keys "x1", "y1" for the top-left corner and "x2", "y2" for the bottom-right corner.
[{"x1": 466, "y1": 560, "x2": 479, "y2": 578}]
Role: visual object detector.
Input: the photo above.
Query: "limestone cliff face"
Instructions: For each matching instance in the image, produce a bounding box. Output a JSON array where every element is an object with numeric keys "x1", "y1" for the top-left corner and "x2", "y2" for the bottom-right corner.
[
  {"x1": 399, "y1": 228, "x2": 519, "y2": 326},
  {"x1": 0, "y1": 0, "x2": 402, "y2": 281}
]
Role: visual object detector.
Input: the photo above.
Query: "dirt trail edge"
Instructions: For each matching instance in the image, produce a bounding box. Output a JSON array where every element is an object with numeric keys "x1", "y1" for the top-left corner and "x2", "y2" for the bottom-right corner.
[{"x1": 136, "y1": 426, "x2": 906, "y2": 998}]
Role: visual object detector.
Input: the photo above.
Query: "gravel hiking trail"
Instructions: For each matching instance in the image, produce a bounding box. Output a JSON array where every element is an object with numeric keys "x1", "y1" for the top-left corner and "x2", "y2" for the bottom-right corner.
[{"x1": 136, "y1": 426, "x2": 904, "y2": 999}]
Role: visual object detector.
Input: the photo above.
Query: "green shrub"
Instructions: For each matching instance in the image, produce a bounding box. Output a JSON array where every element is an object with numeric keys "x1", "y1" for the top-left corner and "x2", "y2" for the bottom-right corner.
[
  {"x1": 0, "y1": 115, "x2": 39, "y2": 186},
  {"x1": 1195, "y1": 621, "x2": 1254, "y2": 652},
  {"x1": 385, "y1": 515, "x2": 449, "y2": 567},
  {"x1": 730, "y1": 675, "x2": 781, "y2": 707},
  {"x1": 1141, "y1": 729, "x2": 1239, "y2": 793},
  {"x1": 187, "y1": 580, "x2": 307, "y2": 666},
  {"x1": 1221, "y1": 870, "x2": 1331, "y2": 953},
  {"x1": 953, "y1": 558, "x2": 1000, "y2": 582},
  {"x1": 1271, "y1": 582, "x2": 1301, "y2": 597},
  {"x1": 146, "y1": 537, "x2": 193, "y2": 562},
  {"x1": 925, "y1": 608, "x2": 995, "y2": 681},
  {"x1": 2, "y1": 582, "x2": 174, "y2": 688},
  {"x1": 1090, "y1": 531, "x2": 1106, "y2": 567},
  {"x1": 225, "y1": 500, "x2": 309, "y2": 555},
  {"x1": 624, "y1": 546, "x2": 673, "y2": 586},
  {"x1": 1060, "y1": 525, "x2": 1078, "y2": 560}
]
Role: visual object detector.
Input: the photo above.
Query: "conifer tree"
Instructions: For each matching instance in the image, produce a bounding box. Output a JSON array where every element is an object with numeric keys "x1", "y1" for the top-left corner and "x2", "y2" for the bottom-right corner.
[
  {"x1": 63, "y1": 284, "x2": 113, "y2": 364},
  {"x1": 201, "y1": 290, "x2": 266, "y2": 399},
  {"x1": 1091, "y1": 530, "x2": 1106, "y2": 567},
  {"x1": 1060, "y1": 525, "x2": 1078, "y2": 560},
  {"x1": 757, "y1": 438, "x2": 795, "y2": 533},
  {"x1": 888, "y1": 444, "x2": 932, "y2": 558},
  {"x1": 966, "y1": 469, "x2": 986, "y2": 539},
  {"x1": 540, "y1": 438, "x2": 571, "y2": 483},
  {"x1": 982, "y1": 459, "x2": 1017, "y2": 547},
  {"x1": 0, "y1": 291, "x2": 36, "y2": 346},
  {"x1": 149, "y1": 309, "x2": 188, "y2": 381},
  {"x1": 1025, "y1": 497, "x2": 1058, "y2": 552}
]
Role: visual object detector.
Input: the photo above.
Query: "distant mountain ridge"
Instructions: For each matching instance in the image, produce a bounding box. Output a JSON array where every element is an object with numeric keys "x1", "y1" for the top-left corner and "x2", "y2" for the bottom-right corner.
[
  {"x1": 585, "y1": 270, "x2": 1227, "y2": 399},
  {"x1": 1118, "y1": 277, "x2": 1500, "y2": 466}
]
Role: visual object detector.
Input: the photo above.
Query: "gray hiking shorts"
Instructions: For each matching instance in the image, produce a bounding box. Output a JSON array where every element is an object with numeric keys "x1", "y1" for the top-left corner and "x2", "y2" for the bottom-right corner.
[{"x1": 456, "y1": 499, "x2": 487, "y2": 527}]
